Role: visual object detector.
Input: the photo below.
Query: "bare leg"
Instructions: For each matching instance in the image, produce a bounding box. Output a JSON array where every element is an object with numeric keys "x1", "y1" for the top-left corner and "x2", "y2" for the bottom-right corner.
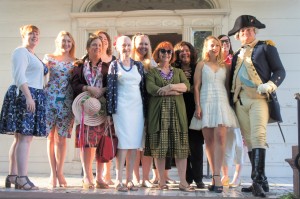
[
  {"x1": 141, "y1": 154, "x2": 152, "y2": 185},
  {"x1": 15, "y1": 134, "x2": 37, "y2": 189},
  {"x1": 132, "y1": 150, "x2": 141, "y2": 185},
  {"x1": 230, "y1": 164, "x2": 242, "y2": 185},
  {"x1": 154, "y1": 158, "x2": 166, "y2": 187},
  {"x1": 96, "y1": 161, "x2": 106, "y2": 183},
  {"x1": 103, "y1": 161, "x2": 114, "y2": 185},
  {"x1": 47, "y1": 131, "x2": 57, "y2": 187},
  {"x1": 202, "y1": 128, "x2": 215, "y2": 184},
  {"x1": 55, "y1": 133, "x2": 67, "y2": 187},
  {"x1": 175, "y1": 158, "x2": 189, "y2": 187},
  {"x1": 213, "y1": 126, "x2": 227, "y2": 187},
  {"x1": 116, "y1": 149, "x2": 127, "y2": 185},
  {"x1": 126, "y1": 149, "x2": 137, "y2": 183},
  {"x1": 81, "y1": 148, "x2": 96, "y2": 185},
  {"x1": 221, "y1": 165, "x2": 229, "y2": 186},
  {"x1": 9, "y1": 134, "x2": 18, "y2": 175}
]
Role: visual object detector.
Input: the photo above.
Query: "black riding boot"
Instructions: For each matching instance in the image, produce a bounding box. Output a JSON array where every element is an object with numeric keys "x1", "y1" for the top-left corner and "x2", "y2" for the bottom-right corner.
[
  {"x1": 241, "y1": 151, "x2": 253, "y2": 192},
  {"x1": 251, "y1": 148, "x2": 267, "y2": 198}
]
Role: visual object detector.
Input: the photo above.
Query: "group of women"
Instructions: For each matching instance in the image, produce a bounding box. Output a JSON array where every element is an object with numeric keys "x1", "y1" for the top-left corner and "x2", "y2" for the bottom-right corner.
[{"x1": 0, "y1": 24, "x2": 241, "y2": 193}]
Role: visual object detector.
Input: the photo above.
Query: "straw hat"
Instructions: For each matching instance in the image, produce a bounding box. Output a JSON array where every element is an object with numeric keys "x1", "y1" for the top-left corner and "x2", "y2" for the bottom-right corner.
[{"x1": 72, "y1": 91, "x2": 105, "y2": 126}]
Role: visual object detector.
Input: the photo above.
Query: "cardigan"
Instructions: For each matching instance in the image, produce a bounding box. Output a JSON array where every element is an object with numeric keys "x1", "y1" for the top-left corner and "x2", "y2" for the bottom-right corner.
[
  {"x1": 146, "y1": 67, "x2": 190, "y2": 134},
  {"x1": 106, "y1": 58, "x2": 146, "y2": 116}
]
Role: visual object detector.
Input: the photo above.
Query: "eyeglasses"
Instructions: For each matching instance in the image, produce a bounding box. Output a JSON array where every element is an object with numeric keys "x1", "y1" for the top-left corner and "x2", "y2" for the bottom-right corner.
[
  {"x1": 160, "y1": 49, "x2": 172, "y2": 54},
  {"x1": 220, "y1": 39, "x2": 230, "y2": 44}
]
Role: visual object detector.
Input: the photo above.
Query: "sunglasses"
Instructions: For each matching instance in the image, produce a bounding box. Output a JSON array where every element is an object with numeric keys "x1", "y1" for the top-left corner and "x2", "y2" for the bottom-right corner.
[
  {"x1": 220, "y1": 39, "x2": 230, "y2": 44},
  {"x1": 160, "y1": 49, "x2": 172, "y2": 54}
]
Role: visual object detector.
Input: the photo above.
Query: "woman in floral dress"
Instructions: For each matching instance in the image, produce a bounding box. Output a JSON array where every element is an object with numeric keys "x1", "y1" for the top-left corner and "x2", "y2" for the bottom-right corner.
[{"x1": 43, "y1": 31, "x2": 76, "y2": 188}]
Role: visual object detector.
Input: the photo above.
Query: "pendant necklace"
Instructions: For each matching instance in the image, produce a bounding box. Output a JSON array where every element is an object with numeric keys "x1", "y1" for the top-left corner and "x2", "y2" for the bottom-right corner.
[{"x1": 119, "y1": 59, "x2": 133, "y2": 72}]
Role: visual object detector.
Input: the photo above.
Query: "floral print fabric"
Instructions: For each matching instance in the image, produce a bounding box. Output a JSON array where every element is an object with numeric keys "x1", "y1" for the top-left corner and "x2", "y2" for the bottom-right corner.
[
  {"x1": 44, "y1": 55, "x2": 74, "y2": 138},
  {"x1": 0, "y1": 85, "x2": 46, "y2": 136}
]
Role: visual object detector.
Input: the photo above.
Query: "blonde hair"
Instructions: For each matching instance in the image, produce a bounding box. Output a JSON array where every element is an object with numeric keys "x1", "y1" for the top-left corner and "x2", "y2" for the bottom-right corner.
[
  {"x1": 54, "y1": 31, "x2": 76, "y2": 59},
  {"x1": 20, "y1": 24, "x2": 39, "y2": 38},
  {"x1": 201, "y1": 36, "x2": 224, "y2": 66},
  {"x1": 131, "y1": 33, "x2": 153, "y2": 71}
]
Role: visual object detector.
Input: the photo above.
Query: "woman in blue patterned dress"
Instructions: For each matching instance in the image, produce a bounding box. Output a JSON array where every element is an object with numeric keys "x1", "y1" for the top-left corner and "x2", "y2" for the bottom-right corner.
[
  {"x1": 0, "y1": 24, "x2": 48, "y2": 190},
  {"x1": 43, "y1": 31, "x2": 76, "y2": 188}
]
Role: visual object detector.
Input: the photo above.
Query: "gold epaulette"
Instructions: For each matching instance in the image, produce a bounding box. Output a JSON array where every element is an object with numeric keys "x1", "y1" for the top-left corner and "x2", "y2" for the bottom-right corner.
[{"x1": 264, "y1": 40, "x2": 276, "y2": 46}]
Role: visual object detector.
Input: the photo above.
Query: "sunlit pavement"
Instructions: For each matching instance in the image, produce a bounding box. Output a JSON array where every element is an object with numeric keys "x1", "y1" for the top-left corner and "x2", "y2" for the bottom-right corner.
[{"x1": 0, "y1": 173, "x2": 293, "y2": 199}]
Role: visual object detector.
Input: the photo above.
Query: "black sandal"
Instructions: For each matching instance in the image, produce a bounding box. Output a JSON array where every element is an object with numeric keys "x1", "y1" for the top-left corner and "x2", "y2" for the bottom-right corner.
[
  {"x1": 212, "y1": 175, "x2": 223, "y2": 193},
  {"x1": 5, "y1": 175, "x2": 17, "y2": 188},
  {"x1": 15, "y1": 176, "x2": 38, "y2": 190}
]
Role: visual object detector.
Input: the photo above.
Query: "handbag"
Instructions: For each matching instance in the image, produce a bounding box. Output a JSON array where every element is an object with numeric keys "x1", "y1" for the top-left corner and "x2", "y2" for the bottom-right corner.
[
  {"x1": 189, "y1": 114, "x2": 202, "y2": 130},
  {"x1": 268, "y1": 92, "x2": 282, "y2": 123},
  {"x1": 96, "y1": 122, "x2": 118, "y2": 163}
]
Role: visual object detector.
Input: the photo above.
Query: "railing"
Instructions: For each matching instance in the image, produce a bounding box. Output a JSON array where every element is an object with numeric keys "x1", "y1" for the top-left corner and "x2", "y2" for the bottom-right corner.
[{"x1": 294, "y1": 93, "x2": 300, "y2": 195}]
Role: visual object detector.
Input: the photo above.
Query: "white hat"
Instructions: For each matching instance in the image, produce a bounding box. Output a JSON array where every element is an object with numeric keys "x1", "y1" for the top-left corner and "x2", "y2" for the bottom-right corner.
[{"x1": 72, "y1": 91, "x2": 105, "y2": 126}]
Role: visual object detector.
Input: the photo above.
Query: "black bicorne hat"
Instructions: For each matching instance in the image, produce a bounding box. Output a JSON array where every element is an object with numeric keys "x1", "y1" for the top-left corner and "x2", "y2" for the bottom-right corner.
[{"x1": 228, "y1": 15, "x2": 266, "y2": 36}]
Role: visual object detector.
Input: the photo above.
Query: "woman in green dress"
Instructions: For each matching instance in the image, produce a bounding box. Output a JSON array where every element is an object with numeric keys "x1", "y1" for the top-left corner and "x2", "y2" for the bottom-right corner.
[{"x1": 144, "y1": 41, "x2": 193, "y2": 192}]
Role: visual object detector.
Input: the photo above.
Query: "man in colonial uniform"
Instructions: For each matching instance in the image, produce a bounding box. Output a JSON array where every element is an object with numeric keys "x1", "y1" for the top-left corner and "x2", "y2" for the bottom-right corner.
[{"x1": 228, "y1": 15, "x2": 286, "y2": 197}]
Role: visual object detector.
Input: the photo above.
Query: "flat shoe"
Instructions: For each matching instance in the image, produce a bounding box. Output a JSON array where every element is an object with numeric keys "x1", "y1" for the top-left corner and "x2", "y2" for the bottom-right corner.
[
  {"x1": 82, "y1": 180, "x2": 94, "y2": 189},
  {"x1": 142, "y1": 180, "x2": 154, "y2": 188},
  {"x1": 116, "y1": 183, "x2": 128, "y2": 192},
  {"x1": 127, "y1": 181, "x2": 138, "y2": 191},
  {"x1": 159, "y1": 185, "x2": 169, "y2": 190},
  {"x1": 95, "y1": 180, "x2": 109, "y2": 189},
  {"x1": 166, "y1": 179, "x2": 176, "y2": 184},
  {"x1": 196, "y1": 181, "x2": 205, "y2": 189},
  {"x1": 229, "y1": 181, "x2": 241, "y2": 188},
  {"x1": 179, "y1": 183, "x2": 195, "y2": 192}
]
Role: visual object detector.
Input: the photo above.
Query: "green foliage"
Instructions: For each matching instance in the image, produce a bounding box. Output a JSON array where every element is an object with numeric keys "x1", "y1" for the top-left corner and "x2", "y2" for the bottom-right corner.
[{"x1": 279, "y1": 193, "x2": 299, "y2": 199}]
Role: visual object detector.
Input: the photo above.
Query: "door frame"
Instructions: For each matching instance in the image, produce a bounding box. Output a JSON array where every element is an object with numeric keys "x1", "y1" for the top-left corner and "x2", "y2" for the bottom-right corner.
[{"x1": 70, "y1": 9, "x2": 229, "y2": 58}]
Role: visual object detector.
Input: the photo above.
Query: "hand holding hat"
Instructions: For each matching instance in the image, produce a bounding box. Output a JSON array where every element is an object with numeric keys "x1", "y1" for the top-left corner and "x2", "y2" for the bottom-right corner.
[{"x1": 72, "y1": 91, "x2": 106, "y2": 126}]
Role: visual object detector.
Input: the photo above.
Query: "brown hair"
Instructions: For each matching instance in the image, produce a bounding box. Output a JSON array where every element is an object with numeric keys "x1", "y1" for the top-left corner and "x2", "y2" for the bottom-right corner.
[
  {"x1": 93, "y1": 30, "x2": 112, "y2": 56},
  {"x1": 74, "y1": 34, "x2": 103, "y2": 67},
  {"x1": 20, "y1": 24, "x2": 39, "y2": 38},
  {"x1": 152, "y1": 41, "x2": 176, "y2": 64}
]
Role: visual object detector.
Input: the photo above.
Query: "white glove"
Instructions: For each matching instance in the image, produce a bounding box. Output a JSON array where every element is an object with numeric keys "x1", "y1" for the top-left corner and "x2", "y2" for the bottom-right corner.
[{"x1": 257, "y1": 81, "x2": 277, "y2": 94}]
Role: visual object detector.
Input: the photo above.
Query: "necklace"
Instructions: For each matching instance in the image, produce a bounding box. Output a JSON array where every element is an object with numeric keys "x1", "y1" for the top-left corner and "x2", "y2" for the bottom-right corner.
[
  {"x1": 119, "y1": 59, "x2": 133, "y2": 72},
  {"x1": 159, "y1": 66, "x2": 173, "y2": 80}
]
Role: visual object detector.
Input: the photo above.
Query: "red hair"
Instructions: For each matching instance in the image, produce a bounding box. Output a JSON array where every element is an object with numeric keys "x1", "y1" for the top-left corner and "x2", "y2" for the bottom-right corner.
[{"x1": 152, "y1": 41, "x2": 176, "y2": 64}]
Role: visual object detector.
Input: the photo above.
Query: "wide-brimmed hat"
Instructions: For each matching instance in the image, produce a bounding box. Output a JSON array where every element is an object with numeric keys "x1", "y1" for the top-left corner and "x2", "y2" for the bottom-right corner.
[
  {"x1": 72, "y1": 91, "x2": 105, "y2": 126},
  {"x1": 228, "y1": 15, "x2": 266, "y2": 36}
]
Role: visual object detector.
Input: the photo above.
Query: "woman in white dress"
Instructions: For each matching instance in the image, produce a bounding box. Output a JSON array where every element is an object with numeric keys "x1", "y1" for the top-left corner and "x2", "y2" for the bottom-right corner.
[
  {"x1": 193, "y1": 36, "x2": 237, "y2": 193},
  {"x1": 107, "y1": 36, "x2": 146, "y2": 192}
]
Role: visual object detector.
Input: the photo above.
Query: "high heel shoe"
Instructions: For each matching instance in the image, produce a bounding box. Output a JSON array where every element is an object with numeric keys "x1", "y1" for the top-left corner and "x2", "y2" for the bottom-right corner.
[
  {"x1": 15, "y1": 176, "x2": 38, "y2": 190},
  {"x1": 221, "y1": 176, "x2": 230, "y2": 186},
  {"x1": 229, "y1": 180, "x2": 241, "y2": 188},
  {"x1": 212, "y1": 175, "x2": 223, "y2": 193},
  {"x1": 5, "y1": 175, "x2": 17, "y2": 188}
]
